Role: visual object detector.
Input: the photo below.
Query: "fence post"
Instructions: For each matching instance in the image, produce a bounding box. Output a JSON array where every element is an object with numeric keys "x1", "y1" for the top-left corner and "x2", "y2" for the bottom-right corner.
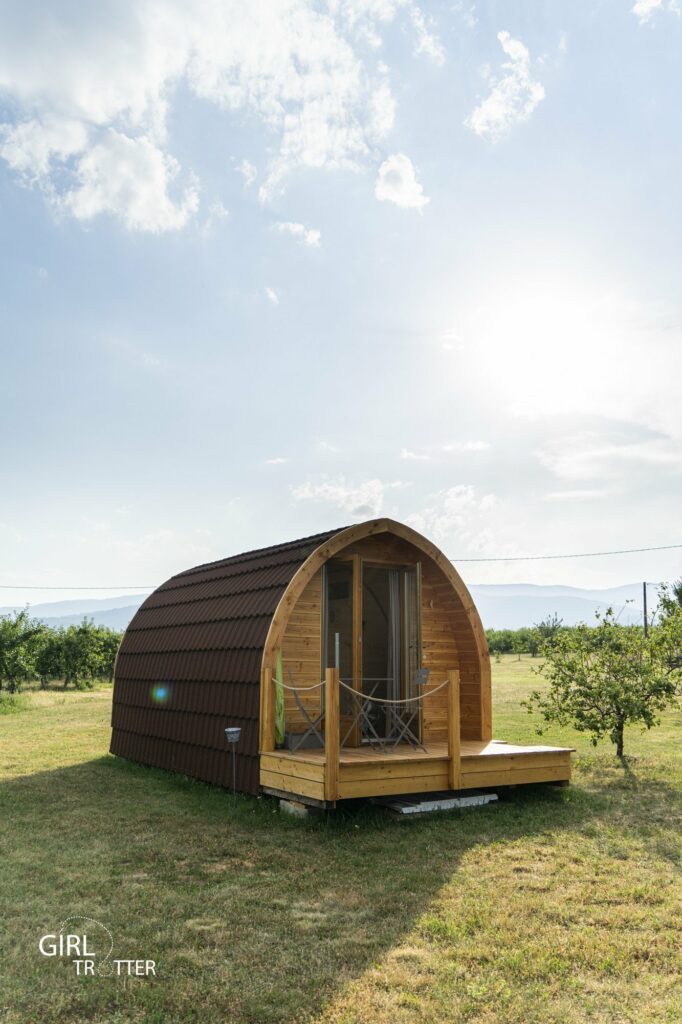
[
  {"x1": 447, "y1": 668, "x2": 461, "y2": 790},
  {"x1": 325, "y1": 667, "x2": 340, "y2": 802}
]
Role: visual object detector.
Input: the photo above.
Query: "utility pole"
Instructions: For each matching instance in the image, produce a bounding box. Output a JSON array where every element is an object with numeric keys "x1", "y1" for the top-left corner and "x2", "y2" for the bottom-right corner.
[{"x1": 643, "y1": 581, "x2": 648, "y2": 637}]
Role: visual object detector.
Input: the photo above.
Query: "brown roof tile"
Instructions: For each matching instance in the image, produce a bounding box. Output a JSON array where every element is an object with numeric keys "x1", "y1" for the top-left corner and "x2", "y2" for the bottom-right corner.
[{"x1": 111, "y1": 525, "x2": 346, "y2": 794}]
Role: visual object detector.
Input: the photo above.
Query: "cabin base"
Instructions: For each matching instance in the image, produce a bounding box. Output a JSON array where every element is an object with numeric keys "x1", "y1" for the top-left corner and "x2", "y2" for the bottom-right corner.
[
  {"x1": 261, "y1": 785, "x2": 333, "y2": 810},
  {"x1": 279, "y1": 797, "x2": 312, "y2": 818},
  {"x1": 260, "y1": 739, "x2": 574, "y2": 806},
  {"x1": 372, "y1": 789, "x2": 499, "y2": 816}
]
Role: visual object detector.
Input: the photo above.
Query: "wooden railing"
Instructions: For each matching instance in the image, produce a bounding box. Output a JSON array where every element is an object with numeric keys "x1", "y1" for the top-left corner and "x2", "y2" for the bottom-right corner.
[
  {"x1": 261, "y1": 664, "x2": 462, "y2": 798},
  {"x1": 324, "y1": 667, "x2": 340, "y2": 801},
  {"x1": 448, "y1": 668, "x2": 461, "y2": 790}
]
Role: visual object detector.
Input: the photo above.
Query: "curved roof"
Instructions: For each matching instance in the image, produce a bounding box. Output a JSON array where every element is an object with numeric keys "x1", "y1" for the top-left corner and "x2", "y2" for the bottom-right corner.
[{"x1": 111, "y1": 526, "x2": 346, "y2": 793}]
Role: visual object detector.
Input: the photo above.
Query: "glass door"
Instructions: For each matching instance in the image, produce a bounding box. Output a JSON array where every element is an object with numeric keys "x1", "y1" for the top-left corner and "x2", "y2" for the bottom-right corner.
[
  {"x1": 361, "y1": 564, "x2": 421, "y2": 741},
  {"x1": 323, "y1": 558, "x2": 421, "y2": 746}
]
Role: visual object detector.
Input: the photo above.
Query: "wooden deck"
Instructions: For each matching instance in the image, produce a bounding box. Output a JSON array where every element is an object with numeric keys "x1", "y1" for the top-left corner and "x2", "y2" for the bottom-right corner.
[{"x1": 260, "y1": 739, "x2": 574, "y2": 804}]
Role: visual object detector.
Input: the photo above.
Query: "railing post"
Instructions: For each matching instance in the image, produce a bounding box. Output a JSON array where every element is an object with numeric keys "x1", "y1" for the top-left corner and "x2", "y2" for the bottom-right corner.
[
  {"x1": 447, "y1": 668, "x2": 461, "y2": 791},
  {"x1": 260, "y1": 666, "x2": 275, "y2": 752},
  {"x1": 325, "y1": 667, "x2": 339, "y2": 802}
]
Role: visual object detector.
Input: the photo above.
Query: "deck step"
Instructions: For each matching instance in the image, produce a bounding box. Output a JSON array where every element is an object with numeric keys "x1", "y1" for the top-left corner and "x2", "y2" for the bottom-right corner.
[{"x1": 370, "y1": 789, "x2": 499, "y2": 816}]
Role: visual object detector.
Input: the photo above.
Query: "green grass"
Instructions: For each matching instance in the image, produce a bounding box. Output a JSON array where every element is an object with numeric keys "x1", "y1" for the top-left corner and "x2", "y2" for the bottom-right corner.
[{"x1": 0, "y1": 658, "x2": 680, "y2": 1024}]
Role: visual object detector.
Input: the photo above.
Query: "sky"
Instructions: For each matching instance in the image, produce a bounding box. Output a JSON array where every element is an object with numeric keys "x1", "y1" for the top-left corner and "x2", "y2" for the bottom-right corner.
[{"x1": 0, "y1": 0, "x2": 681, "y2": 606}]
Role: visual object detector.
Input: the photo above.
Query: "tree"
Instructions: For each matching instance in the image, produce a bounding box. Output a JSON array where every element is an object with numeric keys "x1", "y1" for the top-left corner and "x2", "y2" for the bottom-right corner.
[
  {"x1": 655, "y1": 584, "x2": 682, "y2": 673},
  {"x1": 486, "y1": 629, "x2": 515, "y2": 655},
  {"x1": 62, "y1": 619, "x2": 104, "y2": 689},
  {"x1": 533, "y1": 613, "x2": 563, "y2": 644},
  {"x1": 97, "y1": 628, "x2": 122, "y2": 681},
  {"x1": 659, "y1": 580, "x2": 682, "y2": 617},
  {"x1": 0, "y1": 610, "x2": 42, "y2": 693},
  {"x1": 524, "y1": 607, "x2": 681, "y2": 757},
  {"x1": 511, "y1": 631, "x2": 526, "y2": 661},
  {"x1": 34, "y1": 626, "x2": 65, "y2": 688}
]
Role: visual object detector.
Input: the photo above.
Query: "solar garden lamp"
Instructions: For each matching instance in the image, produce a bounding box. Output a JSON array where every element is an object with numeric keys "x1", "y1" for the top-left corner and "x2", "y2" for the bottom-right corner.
[{"x1": 224, "y1": 727, "x2": 241, "y2": 809}]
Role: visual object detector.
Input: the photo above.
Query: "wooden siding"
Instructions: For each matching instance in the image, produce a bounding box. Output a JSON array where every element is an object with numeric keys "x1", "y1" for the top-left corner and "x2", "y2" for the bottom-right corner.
[
  {"x1": 260, "y1": 752, "x2": 325, "y2": 801},
  {"x1": 275, "y1": 531, "x2": 487, "y2": 743},
  {"x1": 341, "y1": 534, "x2": 483, "y2": 743},
  {"x1": 280, "y1": 569, "x2": 323, "y2": 733}
]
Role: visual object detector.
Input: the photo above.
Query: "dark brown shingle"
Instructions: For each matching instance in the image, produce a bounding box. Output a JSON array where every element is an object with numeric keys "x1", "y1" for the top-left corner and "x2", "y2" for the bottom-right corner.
[{"x1": 110, "y1": 526, "x2": 345, "y2": 794}]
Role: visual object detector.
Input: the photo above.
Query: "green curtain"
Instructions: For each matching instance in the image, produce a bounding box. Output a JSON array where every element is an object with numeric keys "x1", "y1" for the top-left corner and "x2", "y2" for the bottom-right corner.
[{"x1": 274, "y1": 649, "x2": 286, "y2": 746}]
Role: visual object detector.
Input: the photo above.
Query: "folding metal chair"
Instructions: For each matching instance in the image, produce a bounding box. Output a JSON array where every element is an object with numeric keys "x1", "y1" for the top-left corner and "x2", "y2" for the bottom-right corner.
[
  {"x1": 287, "y1": 668, "x2": 325, "y2": 751},
  {"x1": 340, "y1": 681, "x2": 384, "y2": 750},
  {"x1": 384, "y1": 668, "x2": 430, "y2": 751}
]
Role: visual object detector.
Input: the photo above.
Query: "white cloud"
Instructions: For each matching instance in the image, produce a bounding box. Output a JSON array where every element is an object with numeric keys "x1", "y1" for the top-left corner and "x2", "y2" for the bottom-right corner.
[
  {"x1": 405, "y1": 484, "x2": 509, "y2": 556},
  {"x1": 441, "y1": 440, "x2": 490, "y2": 453},
  {"x1": 265, "y1": 287, "x2": 280, "y2": 305},
  {"x1": 237, "y1": 159, "x2": 257, "y2": 186},
  {"x1": 0, "y1": 0, "x2": 438, "y2": 230},
  {"x1": 292, "y1": 476, "x2": 403, "y2": 517},
  {"x1": 400, "y1": 440, "x2": 490, "y2": 460},
  {"x1": 0, "y1": 117, "x2": 88, "y2": 181},
  {"x1": 264, "y1": 457, "x2": 289, "y2": 465},
  {"x1": 400, "y1": 448, "x2": 431, "y2": 461},
  {"x1": 451, "y1": 1, "x2": 477, "y2": 29},
  {"x1": 633, "y1": 0, "x2": 661, "y2": 19},
  {"x1": 543, "y1": 489, "x2": 610, "y2": 502},
  {"x1": 277, "y1": 221, "x2": 321, "y2": 247},
  {"x1": 465, "y1": 30, "x2": 544, "y2": 142},
  {"x1": 62, "y1": 131, "x2": 198, "y2": 231},
  {"x1": 199, "y1": 200, "x2": 229, "y2": 236},
  {"x1": 631, "y1": 0, "x2": 679, "y2": 23},
  {"x1": 408, "y1": 7, "x2": 446, "y2": 65},
  {"x1": 375, "y1": 153, "x2": 429, "y2": 210},
  {"x1": 536, "y1": 433, "x2": 682, "y2": 482},
  {"x1": 334, "y1": 1, "x2": 445, "y2": 60},
  {"x1": 441, "y1": 327, "x2": 463, "y2": 351}
]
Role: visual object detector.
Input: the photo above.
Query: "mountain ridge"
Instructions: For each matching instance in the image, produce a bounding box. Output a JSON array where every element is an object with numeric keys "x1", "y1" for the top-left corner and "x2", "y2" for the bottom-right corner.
[{"x1": 0, "y1": 582, "x2": 656, "y2": 631}]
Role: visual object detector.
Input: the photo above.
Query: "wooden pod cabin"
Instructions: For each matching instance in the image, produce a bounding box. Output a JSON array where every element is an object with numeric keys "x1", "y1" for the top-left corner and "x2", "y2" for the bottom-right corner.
[{"x1": 111, "y1": 519, "x2": 573, "y2": 806}]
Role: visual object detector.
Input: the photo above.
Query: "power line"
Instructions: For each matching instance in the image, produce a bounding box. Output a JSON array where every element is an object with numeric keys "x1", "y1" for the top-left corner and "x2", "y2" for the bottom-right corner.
[
  {"x1": 0, "y1": 542, "x2": 680, "y2": 590},
  {"x1": 451, "y1": 543, "x2": 682, "y2": 563},
  {"x1": 0, "y1": 584, "x2": 154, "y2": 591}
]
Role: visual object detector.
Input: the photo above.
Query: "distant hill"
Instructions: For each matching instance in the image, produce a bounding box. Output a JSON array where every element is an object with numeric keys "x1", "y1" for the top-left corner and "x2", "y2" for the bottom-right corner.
[
  {"x1": 0, "y1": 582, "x2": 655, "y2": 631},
  {"x1": 0, "y1": 594, "x2": 150, "y2": 631},
  {"x1": 37, "y1": 605, "x2": 145, "y2": 631},
  {"x1": 469, "y1": 583, "x2": 650, "y2": 629}
]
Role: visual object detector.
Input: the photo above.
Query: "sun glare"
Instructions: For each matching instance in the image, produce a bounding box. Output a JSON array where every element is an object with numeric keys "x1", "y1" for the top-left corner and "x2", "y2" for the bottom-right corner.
[{"x1": 444, "y1": 273, "x2": 664, "y2": 425}]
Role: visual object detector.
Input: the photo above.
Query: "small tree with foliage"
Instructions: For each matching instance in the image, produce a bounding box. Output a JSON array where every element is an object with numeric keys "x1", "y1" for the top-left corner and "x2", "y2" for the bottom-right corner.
[
  {"x1": 33, "y1": 626, "x2": 66, "y2": 688},
  {"x1": 62, "y1": 619, "x2": 104, "y2": 689},
  {"x1": 97, "y1": 628, "x2": 122, "y2": 681},
  {"x1": 511, "y1": 631, "x2": 526, "y2": 661},
  {"x1": 656, "y1": 583, "x2": 682, "y2": 673},
  {"x1": 534, "y1": 613, "x2": 563, "y2": 644},
  {"x1": 524, "y1": 607, "x2": 681, "y2": 757},
  {"x1": 0, "y1": 610, "x2": 42, "y2": 693},
  {"x1": 486, "y1": 629, "x2": 515, "y2": 655}
]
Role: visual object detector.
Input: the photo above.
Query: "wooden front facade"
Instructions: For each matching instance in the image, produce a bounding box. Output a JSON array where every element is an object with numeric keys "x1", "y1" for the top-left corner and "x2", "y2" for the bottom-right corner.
[{"x1": 258, "y1": 520, "x2": 573, "y2": 806}]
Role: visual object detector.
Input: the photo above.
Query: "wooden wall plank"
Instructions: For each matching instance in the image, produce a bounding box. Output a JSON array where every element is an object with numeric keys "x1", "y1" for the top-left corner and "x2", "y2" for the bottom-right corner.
[
  {"x1": 260, "y1": 753, "x2": 325, "y2": 783},
  {"x1": 338, "y1": 772, "x2": 449, "y2": 799},
  {"x1": 259, "y1": 769, "x2": 325, "y2": 800}
]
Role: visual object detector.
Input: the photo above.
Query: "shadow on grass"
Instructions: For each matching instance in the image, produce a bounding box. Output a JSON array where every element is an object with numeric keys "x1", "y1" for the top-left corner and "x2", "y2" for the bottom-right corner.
[{"x1": 1, "y1": 752, "x2": 679, "y2": 1024}]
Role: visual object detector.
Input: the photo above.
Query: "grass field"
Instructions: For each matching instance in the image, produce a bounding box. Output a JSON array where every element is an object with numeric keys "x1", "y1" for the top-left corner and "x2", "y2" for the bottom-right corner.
[{"x1": 1, "y1": 656, "x2": 680, "y2": 1024}]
